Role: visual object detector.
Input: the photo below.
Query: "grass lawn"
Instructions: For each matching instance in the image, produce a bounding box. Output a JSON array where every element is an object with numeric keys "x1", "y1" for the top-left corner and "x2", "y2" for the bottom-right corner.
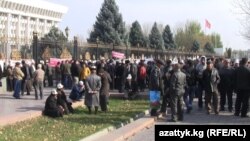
[{"x1": 0, "y1": 99, "x2": 149, "y2": 141}]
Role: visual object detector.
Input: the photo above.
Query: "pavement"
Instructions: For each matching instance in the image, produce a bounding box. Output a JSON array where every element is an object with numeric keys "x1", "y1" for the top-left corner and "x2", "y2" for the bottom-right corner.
[
  {"x1": 1, "y1": 84, "x2": 249, "y2": 141},
  {"x1": 0, "y1": 88, "x2": 83, "y2": 126}
]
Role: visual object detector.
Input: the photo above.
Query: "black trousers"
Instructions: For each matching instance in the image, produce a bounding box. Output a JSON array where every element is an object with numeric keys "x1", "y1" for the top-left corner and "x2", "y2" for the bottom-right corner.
[
  {"x1": 220, "y1": 88, "x2": 233, "y2": 110},
  {"x1": 100, "y1": 95, "x2": 109, "y2": 112},
  {"x1": 235, "y1": 90, "x2": 250, "y2": 116}
]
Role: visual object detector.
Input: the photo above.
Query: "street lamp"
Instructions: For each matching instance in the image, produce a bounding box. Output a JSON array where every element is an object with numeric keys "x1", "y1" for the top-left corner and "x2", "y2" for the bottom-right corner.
[
  {"x1": 33, "y1": 31, "x2": 38, "y2": 64},
  {"x1": 137, "y1": 43, "x2": 139, "y2": 59},
  {"x1": 65, "y1": 26, "x2": 69, "y2": 41},
  {"x1": 96, "y1": 37, "x2": 99, "y2": 60}
]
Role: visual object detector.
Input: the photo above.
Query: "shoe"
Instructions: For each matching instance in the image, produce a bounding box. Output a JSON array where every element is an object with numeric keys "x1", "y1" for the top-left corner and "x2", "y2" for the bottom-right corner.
[
  {"x1": 215, "y1": 112, "x2": 219, "y2": 115},
  {"x1": 241, "y1": 115, "x2": 249, "y2": 118},
  {"x1": 219, "y1": 108, "x2": 225, "y2": 111},
  {"x1": 167, "y1": 119, "x2": 177, "y2": 122},
  {"x1": 234, "y1": 113, "x2": 239, "y2": 116},
  {"x1": 178, "y1": 118, "x2": 183, "y2": 121},
  {"x1": 207, "y1": 111, "x2": 210, "y2": 115}
]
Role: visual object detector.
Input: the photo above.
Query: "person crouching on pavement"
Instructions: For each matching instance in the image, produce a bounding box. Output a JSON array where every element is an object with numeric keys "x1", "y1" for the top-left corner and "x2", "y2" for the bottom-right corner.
[
  {"x1": 202, "y1": 59, "x2": 220, "y2": 115},
  {"x1": 85, "y1": 65, "x2": 102, "y2": 114},
  {"x1": 57, "y1": 83, "x2": 74, "y2": 114},
  {"x1": 43, "y1": 89, "x2": 64, "y2": 118},
  {"x1": 98, "y1": 68, "x2": 112, "y2": 112},
  {"x1": 169, "y1": 62, "x2": 186, "y2": 122},
  {"x1": 69, "y1": 81, "x2": 85, "y2": 101}
]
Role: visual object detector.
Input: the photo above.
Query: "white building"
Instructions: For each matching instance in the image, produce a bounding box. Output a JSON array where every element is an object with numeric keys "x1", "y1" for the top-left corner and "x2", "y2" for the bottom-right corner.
[{"x1": 0, "y1": 0, "x2": 68, "y2": 59}]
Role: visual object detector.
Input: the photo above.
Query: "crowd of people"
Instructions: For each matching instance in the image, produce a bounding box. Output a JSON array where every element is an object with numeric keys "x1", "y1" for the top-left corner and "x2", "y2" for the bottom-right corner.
[{"x1": 0, "y1": 55, "x2": 249, "y2": 120}]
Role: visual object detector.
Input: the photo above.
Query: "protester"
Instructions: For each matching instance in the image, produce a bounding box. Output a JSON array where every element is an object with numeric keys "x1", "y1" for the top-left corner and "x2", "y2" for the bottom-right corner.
[
  {"x1": 149, "y1": 59, "x2": 164, "y2": 116},
  {"x1": 43, "y1": 89, "x2": 64, "y2": 118},
  {"x1": 218, "y1": 59, "x2": 234, "y2": 112},
  {"x1": 195, "y1": 56, "x2": 206, "y2": 109},
  {"x1": 69, "y1": 81, "x2": 85, "y2": 101},
  {"x1": 13, "y1": 62, "x2": 24, "y2": 99},
  {"x1": 98, "y1": 68, "x2": 111, "y2": 112},
  {"x1": 168, "y1": 62, "x2": 186, "y2": 122},
  {"x1": 234, "y1": 58, "x2": 250, "y2": 118},
  {"x1": 202, "y1": 59, "x2": 220, "y2": 115},
  {"x1": 85, "y1": 65, "x2": 102, "y2": 114},
  {"x1": 57, "y1": 83, "x2": 74, "y2": 114},
  {"x1": 21, "y1": 60, "x2": 32, "y2": 95},
  {"x1": 33, "y1": 64, "x2": 45, "y2": 100}
]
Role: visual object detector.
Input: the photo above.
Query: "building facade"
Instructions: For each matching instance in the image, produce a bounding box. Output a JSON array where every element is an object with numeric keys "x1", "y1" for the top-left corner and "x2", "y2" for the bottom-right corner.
[{"x1": 0, "y1": 0, "x2": 68, "y2": 59}]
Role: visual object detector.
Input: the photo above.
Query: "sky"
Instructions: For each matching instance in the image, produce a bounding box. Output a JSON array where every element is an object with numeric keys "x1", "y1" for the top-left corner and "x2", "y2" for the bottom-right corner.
[{"x1": 48, "y1": 0, "x2": 249, "y2": 50}]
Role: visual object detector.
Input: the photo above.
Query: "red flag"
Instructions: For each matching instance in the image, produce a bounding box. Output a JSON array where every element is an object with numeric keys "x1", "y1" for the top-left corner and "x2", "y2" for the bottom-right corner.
[{"x1": 205, "y1": 19, "x2": 211, "y2": 29}]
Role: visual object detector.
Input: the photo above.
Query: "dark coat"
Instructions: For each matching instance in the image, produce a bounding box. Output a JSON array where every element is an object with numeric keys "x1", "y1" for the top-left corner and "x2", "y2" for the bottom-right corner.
[
  {"x1": 149, "y1": 65, "x2": 163, "y2": 91},
  {"x1": 44, "y1": 94, "x2": 63, "y2": 117},
  {"x1": 219, "y1": 66, "x2": 234, "y2": 89},
  {"x1": 234, "y1": 65, "x2": 250, "y2": 91},
  {"x1": 100, "y1": 71, "x2": 111, "y2": 96},
  {"x1": 202, "y1": 68, "x2": 220, "y2": 93}
]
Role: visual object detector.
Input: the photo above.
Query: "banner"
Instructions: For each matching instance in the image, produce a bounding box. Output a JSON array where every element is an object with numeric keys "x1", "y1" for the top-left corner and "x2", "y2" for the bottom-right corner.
[{"x1": 112, "y1": 51, "x2": 125, "y2": 59}]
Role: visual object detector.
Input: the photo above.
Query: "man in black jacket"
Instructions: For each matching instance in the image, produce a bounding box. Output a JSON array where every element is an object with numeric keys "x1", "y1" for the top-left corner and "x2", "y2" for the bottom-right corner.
[
  {"x1": 43, "y1": 89, "x2": 64, "y2": 118},
  {"x1": 202, "y1": 59, "x2": 220, "y2": 115},
  {"x1": 234, "y1": 58, "x2": 250, "y2": 118},
  {"x1": 219, "y1": 59, "x2": 234, "y2": 112},
  {"x1": 21, "y1": 60, "x2": 31, "y2": 95}
]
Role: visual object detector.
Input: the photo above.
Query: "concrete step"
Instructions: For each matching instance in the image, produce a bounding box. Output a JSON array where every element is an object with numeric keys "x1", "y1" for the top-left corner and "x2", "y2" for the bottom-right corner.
[{"x1": 86, "y1": 116, "x2": 155, "y2": 141}]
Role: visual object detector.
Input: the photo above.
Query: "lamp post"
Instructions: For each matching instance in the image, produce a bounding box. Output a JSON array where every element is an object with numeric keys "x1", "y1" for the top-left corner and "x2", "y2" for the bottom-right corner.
[
  {"x1": 33, "y1": 31, "x2": 38, "y2": 64},
  {"x1": 96, "y1": 37, "x2": 99, "y2": 60},
  {"x1": 137, "y1": 43, "x2": 139, "y2": 59},
  {"x1": 65, "y1": 26, "x2": 69, "y2": 41}
]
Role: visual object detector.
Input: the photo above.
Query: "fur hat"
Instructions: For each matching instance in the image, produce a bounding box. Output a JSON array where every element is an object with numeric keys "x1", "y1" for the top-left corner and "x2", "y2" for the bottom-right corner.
[
  {"x1": 51, "y1": 89, "x2": 58, "y2": 95},
  {"x1": 57, "y1": 83, "x2": 64, "y2": 89}
]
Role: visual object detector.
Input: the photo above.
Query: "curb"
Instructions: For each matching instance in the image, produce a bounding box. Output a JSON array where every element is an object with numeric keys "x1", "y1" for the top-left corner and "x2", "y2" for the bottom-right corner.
[
  {"x1": 0, "y1": 101, "x2": 84, "y2": 127},
  {"x1": 80, "y1": 110, "x2": 155, "y2": 141}
]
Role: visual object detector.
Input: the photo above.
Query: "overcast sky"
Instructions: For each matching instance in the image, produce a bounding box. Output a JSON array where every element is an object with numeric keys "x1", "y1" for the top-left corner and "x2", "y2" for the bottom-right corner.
[{"x1": 48, "y1": 0, "x2": 249, "y2": 50}]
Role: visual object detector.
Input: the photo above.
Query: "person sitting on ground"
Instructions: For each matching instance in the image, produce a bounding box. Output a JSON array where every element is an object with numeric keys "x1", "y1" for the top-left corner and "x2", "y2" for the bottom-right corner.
[
  {"x1": 57, "y1": 83, "x2": 74, "y2": 114},
  {"x1": 43, "y1": 89, "x2": 64, "y2": 118},
  {"x1": 69, "y1": 81, "x2": 85, "y2": 101}
]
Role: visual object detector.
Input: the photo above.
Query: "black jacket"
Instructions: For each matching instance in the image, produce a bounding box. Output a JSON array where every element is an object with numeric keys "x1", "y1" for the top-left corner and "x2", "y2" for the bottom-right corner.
[
  {"x1": 219, "y1": 67, "x2": 234, "y2": 88},
  {"x1": 234, "y1": 65, "x2": 250, "y2": 91}
]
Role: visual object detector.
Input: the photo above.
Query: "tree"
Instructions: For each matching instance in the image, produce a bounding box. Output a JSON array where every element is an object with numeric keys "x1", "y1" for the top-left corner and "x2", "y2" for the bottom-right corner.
[
  {"x1": 234, "y1": 0, "x2": 250, "y2": 40},
  {"x1": 149, "y1": 22, "x2": 163, "y2": 50},
  {"x1": 225, "y1": 47, "x2": 232, "y2": 58},
  {"x1": 204, "y1": 42, "x2": 215, "y2": 53},
  {"x1": 174, "y1": 21, "x2": 203, "y2": 51},
  {"x1": 43, "y1": 26, "x2": 67, "y2": 42},
  {"x1": 210, "y1": 33, "x2": 223, "y2": 48},
  {"x1": 129, "y1": 21, "x2": 144, "y2": 47},
  {"x1": 162, "y1": 25, "x2": 175, "y2": 50},
  {"x1": 88, "y1": 0, "x2": 126, "y2": 45},
  {"x1": 191, "y1": 40, "x2": 200, "y2": 52}
]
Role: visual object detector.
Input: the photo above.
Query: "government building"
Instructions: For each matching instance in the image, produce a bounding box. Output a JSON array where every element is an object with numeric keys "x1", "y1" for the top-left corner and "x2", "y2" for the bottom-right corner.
[{"x1": 0, "y1": 0, "x2": 68, "y2": 59}]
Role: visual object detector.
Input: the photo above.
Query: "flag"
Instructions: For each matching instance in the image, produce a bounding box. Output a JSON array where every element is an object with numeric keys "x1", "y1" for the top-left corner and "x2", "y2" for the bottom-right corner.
[{"x1": 205, "y1": 19, "x2": 211, "y2": 29}]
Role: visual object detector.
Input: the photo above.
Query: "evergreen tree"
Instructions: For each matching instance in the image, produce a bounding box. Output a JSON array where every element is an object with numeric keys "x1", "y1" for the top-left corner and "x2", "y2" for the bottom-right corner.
[
  {"x1": 129, "y1": 21, "x2": 144, "y2": 47},
  {"x1": 204, "y1": 42, "x2": 214, "y2": 53},
  {"x1": 88, "y1": 0, "x2": 125, "y2": 45},
  {"x1": 191, "y1": 40, "x2": 200, "y2": 52},
  {"x1": 44, "y1": 26, "x2": 67, "y2": 42},
  {"x1": 149, "y1": 22, "x2": 163, "y2": 49},
  {"x1": 162, "y1": 25, "x2": 175, "y2": 50}
]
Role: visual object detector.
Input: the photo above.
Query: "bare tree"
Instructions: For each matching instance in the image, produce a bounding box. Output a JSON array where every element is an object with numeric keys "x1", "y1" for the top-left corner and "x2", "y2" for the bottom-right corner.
[{"x1": 234, "y1": 0, "x2": 250, "y2": 39}]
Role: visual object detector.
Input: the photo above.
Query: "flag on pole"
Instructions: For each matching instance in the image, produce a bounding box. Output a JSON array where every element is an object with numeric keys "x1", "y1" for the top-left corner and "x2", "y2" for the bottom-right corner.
[{"x1": 205, "y1": 19, "x2": 211, "y2": 29}]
